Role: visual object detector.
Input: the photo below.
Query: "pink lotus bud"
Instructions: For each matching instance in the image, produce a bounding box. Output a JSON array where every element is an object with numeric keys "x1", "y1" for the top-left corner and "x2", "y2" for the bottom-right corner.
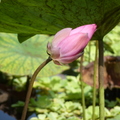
[{"x1": 47, "y1": 24, "x2": 97, "y2": 65}]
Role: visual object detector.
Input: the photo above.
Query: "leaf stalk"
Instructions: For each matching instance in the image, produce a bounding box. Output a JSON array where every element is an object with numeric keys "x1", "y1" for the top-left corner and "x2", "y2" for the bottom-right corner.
[{"x1": 98, "y1": 39, "x2": 104, "y2": 120}]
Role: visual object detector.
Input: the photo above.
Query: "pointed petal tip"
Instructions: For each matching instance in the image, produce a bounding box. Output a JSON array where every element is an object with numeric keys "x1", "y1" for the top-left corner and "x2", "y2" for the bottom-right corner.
[{"x1": 91, "y1": 23, "x2": 97, "y2": 29}]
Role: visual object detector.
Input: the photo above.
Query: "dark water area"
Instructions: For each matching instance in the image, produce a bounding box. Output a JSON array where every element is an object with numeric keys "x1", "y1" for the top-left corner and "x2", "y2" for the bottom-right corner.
[
  {"x1": 0, "y1": 110, "x2": 16, "y2": 120},
  {"x1": 0, "y1": 110, "x2": 37, "y2": 120}
]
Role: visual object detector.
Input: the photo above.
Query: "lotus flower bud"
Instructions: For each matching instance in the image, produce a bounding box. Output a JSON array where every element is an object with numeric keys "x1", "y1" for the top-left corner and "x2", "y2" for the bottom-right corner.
[{"x1": 47, "y1": 24, "x2": 97, "y2": 65}]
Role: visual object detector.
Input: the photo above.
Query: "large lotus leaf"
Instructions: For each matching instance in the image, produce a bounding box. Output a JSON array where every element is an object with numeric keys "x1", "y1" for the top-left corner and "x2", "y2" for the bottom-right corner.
[
  {"x1": 0, "y1": 33, "x2": 68, "y2": 77},
  {"x1": 0, "y1": 0, "x2": 120, "y2": 42}
]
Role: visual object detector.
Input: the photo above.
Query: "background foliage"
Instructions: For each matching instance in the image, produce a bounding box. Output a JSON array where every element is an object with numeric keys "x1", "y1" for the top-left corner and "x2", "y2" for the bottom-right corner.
[{"x1": 12, "y1": 76, "x2": 120, "y2": 120}]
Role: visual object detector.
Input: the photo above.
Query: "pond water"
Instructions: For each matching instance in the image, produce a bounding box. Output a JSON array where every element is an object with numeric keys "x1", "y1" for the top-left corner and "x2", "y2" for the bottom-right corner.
[
  {"x1": 0, "y1": 110, "x2": 16, "y2": 120},
  {"x1": 0, "y1": 110, "x2": 37, "y2": 120}
]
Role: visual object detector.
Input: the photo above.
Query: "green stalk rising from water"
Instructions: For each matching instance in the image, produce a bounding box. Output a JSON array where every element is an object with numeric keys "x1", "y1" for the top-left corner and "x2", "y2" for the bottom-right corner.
[
  {"x1": 99, "y1": 39, "x2": 104, "y2": 120},
  {"x1": 92, "y1": 41, "x2": 98, "y2": 120},
  {"x1": 80, "y1": 55, "x2": 86, "y2": 120}
]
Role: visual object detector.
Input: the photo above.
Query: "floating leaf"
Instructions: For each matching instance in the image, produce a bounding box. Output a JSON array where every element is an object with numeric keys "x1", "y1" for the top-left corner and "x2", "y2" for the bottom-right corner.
[
  {"x1": 106, "y1": 114, "x2": 120, "y2": 120},
  {"x1": 48, "y1": 112, "x2": 58, "y2": 120},
  {"x1": 0, "y1": 33, "x2": 68, "y2": 77},
  {"x1": 38, "y1": 114, "x2": 46, "y2": 120}
]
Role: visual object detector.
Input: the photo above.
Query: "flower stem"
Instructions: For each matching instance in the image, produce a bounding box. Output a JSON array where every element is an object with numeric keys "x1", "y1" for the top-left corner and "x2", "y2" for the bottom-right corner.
[
  {"x1": 92, "y1": 41, "x2": 98, "y2": 120},
  {"x1": 79, "y1": 55, "x2": 86, "y2": 120},
  {"x1": 88, "y1": 42, "x2": 91, "y2": 63},
  {"x1": 21, "y1": 57, "x2": 52, "y2": 120},
  {"x1": 98, "y1": 39, "x2": 104, "y2": 120}
]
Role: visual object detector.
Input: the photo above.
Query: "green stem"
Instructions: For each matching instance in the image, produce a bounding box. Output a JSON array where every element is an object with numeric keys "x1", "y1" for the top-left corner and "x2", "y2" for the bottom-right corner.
[
  {"x1": 88, "y1": 42, "x2": 91, "y2": 63},
  {"x1": 92, "y1": 41, "x2": 98, "y2": 120},
  {"x1": 21, "y1": 57, "x2": 52, "y2": 120},
  {"x1": 80, "y1": 55, "x2": 86, "y2": 120},
  {"x1": 98, "y1": 39, "x2": 104, "y2": 120}
]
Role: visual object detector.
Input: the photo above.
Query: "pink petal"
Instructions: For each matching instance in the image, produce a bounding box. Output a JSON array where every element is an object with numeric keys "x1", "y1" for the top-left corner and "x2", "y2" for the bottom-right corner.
[
  {"x1": 47, "y1": 42, "x2": 60, "y2": 59},
  {"x1": 50, "y1": 46, "x2": 60, "y2": 59},
  {"x1": 56, "y1": 52, "x2": 83, "y2": 64},
  {"x1": 59, "y1": 33, "x2": 89, "y2": 57},
  {"x1": 70, "y1": 26, "x2": 86, "y2": 35},
  {"x1": 52, "y1": 28, "x2": 72, "y2": 46},
  {"x1": 47, "y1": 42, "x2": 52, "y2": 54},
  {"x1": 80, "y1": 24, "x2": 97, "y2": 39},
  {"x1": 70, "y1": 24, "x2": 97, "y2": 39}
]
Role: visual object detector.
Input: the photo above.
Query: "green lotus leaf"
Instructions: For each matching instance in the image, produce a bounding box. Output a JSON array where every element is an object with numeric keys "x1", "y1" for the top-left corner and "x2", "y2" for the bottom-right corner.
[
  {"x1": 0, "y1": 0, "x2": 120, "y2": 42},
  {"x1": 0, "y1": 33, "x2": 68, "y2": 77}
]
